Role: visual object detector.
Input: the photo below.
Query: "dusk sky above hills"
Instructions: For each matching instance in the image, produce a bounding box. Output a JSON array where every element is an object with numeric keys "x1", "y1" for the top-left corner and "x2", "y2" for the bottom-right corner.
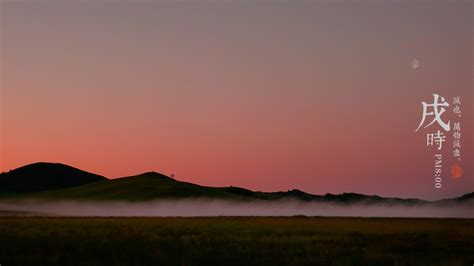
[{"x1": 1, "y1": 1, "x2": 472, "y2": 200}]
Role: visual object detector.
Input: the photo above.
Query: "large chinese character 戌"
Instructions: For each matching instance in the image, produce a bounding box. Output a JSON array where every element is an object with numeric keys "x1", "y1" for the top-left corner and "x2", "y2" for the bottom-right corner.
[{"x1": 415, "y1": 94, "x2": 451, "y2": 132}]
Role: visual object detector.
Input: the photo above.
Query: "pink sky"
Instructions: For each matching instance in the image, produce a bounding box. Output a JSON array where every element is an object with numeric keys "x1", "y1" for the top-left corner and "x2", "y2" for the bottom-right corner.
[{"x1": 1, "y1": 1, "x2": 472, "y2": 200}]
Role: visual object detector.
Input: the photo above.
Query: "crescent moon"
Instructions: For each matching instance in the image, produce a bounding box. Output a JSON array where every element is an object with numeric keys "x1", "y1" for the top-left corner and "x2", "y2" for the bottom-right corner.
[{"x1": 411, "y1": 58, "x2": 420, "y2": 69}]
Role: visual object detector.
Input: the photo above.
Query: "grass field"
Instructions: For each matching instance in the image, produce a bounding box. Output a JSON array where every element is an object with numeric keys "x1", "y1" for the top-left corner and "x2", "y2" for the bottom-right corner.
[{"x1": 0, "y1": 217, "x2": 472, "y2": 266}]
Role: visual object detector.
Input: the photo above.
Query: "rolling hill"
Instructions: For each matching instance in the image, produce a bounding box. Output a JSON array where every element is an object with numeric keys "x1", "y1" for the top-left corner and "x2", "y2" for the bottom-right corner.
[{"x1": 31, "y1": 172, "x2": 247, "y2": 201}]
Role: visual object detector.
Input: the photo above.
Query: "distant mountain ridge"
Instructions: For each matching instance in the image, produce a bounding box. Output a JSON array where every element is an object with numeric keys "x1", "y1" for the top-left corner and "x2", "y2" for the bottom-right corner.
[{"x1": 0, "y1": 162, "x2": 472, "y2": 205}]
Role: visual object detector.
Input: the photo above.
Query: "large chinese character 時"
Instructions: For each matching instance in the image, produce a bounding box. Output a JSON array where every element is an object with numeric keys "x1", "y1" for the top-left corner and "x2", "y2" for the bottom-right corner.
[{"x1": 427, "y1": 130, "x2": 446, "y2": 150}]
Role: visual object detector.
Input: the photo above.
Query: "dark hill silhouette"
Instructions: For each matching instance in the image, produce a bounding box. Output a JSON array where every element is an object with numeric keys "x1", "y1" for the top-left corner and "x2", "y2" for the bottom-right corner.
[
  {"x1": 0, "y1": 162, "x2": 106, "y2": 193},
  {"x1": 222, "y1": 187, "x2": 322, "y2": 201},
  {"x1": 0, "y1": 162, "x2": 472, "y2": 205},
  {"x1": 456, "y1": 192, "x2": 474, "y2": 201}
]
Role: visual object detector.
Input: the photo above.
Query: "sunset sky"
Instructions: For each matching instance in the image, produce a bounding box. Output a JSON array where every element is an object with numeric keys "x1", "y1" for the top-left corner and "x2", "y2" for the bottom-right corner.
[{"x1": 1, "y1": 1, "x2": 472, "y2": 200}]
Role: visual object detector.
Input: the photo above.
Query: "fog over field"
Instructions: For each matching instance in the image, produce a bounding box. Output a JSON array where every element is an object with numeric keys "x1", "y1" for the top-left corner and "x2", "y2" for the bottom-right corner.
[{"x1": 0, "y1": 199, "x2": 472, "y2": 218}]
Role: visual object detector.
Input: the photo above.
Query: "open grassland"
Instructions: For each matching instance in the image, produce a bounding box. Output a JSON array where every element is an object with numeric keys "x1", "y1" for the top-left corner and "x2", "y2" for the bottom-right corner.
[{"x1": 0, "y1": 217, "x2": 472, "y2": 266}]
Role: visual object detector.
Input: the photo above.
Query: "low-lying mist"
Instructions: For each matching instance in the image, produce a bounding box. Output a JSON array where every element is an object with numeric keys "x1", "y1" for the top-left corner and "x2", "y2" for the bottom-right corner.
[{"x1": 0, "y1": 199, "x2": 472, "y2": 218}]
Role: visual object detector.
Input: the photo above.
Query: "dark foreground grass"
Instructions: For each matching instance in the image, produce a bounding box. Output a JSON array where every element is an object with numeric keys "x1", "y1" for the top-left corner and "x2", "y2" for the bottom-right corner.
[{"x1": 0, "y1": 217, "x2": 472, "y2": 266}]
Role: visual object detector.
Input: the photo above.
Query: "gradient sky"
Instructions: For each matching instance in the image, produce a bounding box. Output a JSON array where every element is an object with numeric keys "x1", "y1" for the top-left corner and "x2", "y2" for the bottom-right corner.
[{"x1": 1, "y1": 1, "x2": 472, "y2": 200}]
